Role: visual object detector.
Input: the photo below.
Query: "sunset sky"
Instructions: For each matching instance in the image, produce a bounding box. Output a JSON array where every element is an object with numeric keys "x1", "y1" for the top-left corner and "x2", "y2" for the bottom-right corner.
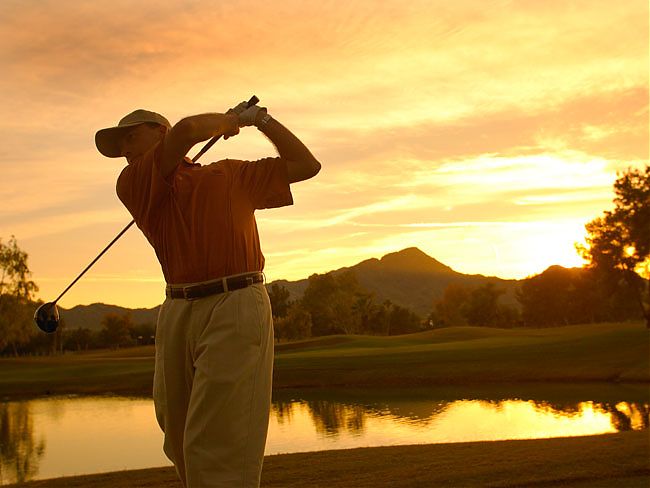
[{"x1": 1, "y1": 0, "x2": 648, "y2": 309}]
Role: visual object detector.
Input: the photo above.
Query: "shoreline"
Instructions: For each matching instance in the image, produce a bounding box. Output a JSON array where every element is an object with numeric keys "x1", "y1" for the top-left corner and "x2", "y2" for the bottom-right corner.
[
  {"x1": 8, "y1": 431, "x2": 650, "y2": 487},
  {"x1": 0, "y1": 378, "x2": 650, "y2": 402}
]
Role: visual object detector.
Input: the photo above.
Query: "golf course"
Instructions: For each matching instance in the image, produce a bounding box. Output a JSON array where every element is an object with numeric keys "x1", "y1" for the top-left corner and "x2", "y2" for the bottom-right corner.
[
  {"x1": 1, "y1": 321, "x2": 648, "y2": 486},
  {"x1": 1, "y1": 321, "x2": 648, "y2": 399}
]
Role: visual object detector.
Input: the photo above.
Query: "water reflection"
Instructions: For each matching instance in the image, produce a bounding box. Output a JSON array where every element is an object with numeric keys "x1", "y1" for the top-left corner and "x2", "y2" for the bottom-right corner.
[
  {"x1": 0, "y1": 396, "x2": 166, "y2": 486},
  {"x1": 0, "y1": 402, "x2": 45, "y2": 485},
  {"x1": 270, "y1": 397, "x2": 649, "y2": 445},
  {"x1": 0, "y1": 388, "x2": 647, "y2": 484},
  {"x1": 272, "y1": 400, "x2": 367, "y2": 436},
  {"x1": 602, "y1": 402, "x2": 649, "y2": 431}
]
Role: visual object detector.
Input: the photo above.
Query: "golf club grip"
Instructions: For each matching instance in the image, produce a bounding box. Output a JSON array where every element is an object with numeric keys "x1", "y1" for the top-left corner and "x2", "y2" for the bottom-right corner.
[{"x1": 191, "y1": 95, "x2": 259, "y2": 163}]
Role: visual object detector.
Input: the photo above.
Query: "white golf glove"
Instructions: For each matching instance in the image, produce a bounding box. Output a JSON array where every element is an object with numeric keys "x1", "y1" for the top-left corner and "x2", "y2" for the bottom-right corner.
[
  {"x1": 226, "y1": 101, "x2": 249, "y2": 116},
  {"x1": 237, "y1": 104, "x2": 267, "y2": 127}
]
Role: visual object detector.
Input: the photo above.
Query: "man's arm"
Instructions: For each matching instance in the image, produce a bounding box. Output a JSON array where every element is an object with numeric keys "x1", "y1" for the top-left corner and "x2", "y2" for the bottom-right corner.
[
  {"x1": 253, "y1": 112, "x2": 321, "y2": 184},
  {"x1": 160, "y1": 113, "x2": 240, "y2": 178}
]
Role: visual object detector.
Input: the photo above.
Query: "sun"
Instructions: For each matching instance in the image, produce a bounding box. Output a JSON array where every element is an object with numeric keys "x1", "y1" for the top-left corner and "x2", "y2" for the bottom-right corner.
[{"x1": 516, "y1": 221, "x2": 587, "y2": 277}]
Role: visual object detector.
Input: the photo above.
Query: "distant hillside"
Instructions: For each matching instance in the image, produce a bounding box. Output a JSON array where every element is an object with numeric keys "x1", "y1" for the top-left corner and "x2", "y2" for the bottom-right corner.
[
  {"x1": 269, "y1": 247, "x2": 519, "y2": 317},
  {"x1": 59, "y1": 303, "x2": 160, "y2": 331},
  {"x1": 59, "y1": 247, "x2": 520, "y2": 329}
]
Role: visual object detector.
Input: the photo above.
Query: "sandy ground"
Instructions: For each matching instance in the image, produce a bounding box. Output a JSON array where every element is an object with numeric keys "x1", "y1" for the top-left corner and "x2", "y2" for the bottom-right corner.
[{"x1": 10, "y1": 430, "x2": 649, "y2": 487}]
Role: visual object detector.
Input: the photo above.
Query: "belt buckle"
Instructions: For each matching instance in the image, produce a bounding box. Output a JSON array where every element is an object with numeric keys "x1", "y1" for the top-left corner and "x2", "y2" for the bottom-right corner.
[
  {"x1": 182, "y1": 286, "x2": 197, "y2": 301},
  {"x1": 245, "y1": 276, "x2": 254, "y2": 287}
]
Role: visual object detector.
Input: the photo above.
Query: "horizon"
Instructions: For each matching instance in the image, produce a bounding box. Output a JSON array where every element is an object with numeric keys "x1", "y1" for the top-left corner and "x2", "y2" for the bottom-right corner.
[
  {"x1": 60, "y1": 245, "x2": 586, "y2": 310},
  {"x1": 2, "y1": 1, "x2": 647, "y2": 309}
]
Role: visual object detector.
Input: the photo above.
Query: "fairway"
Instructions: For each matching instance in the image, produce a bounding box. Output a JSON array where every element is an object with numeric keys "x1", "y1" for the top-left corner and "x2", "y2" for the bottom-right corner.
[
  {"x1": 1, "y1": 321, "x2": 648, "y2": 399},
  {"x1": 273, "y1": 321, "x2": 650, "y2": 388}
]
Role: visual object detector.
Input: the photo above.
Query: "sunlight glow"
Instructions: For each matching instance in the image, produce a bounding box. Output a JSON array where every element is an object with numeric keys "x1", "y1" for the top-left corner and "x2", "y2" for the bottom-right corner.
[{"x1": 2, "y1": 0, "x2": 646, "y2": 308}]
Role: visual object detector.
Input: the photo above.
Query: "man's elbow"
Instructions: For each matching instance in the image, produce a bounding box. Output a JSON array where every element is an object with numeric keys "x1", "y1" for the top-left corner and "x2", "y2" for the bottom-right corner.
[
  {"x1": 288, "y1": 158, "x2": 321, "y2": 183},
  {"x1": 301, "y1": 158, "x2": 322, "y2": 181},
  {"x1": 310, "y1": 159, "x2": 322, "y2": 178}
]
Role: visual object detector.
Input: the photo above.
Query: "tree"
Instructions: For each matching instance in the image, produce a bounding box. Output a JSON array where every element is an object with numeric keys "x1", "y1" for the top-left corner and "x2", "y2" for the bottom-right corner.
[
  {"x1": 300, "y1": 271, "x2": 366, "y2": 336},
  {"x1": 518, "y1": 267, "x2": 576, "y2": 327},
  {"x1": 578, "y1": 165, "x2": 650, "y2": 328},
  {"x1": 268, "y1": 283, "x2": 291, "y2": 318},
  {"x1": 517, "y1": 266, "x2": 639, "y2": 327},
  {"x1": 130, "y1": 322, "x2": 155, "y2": 345},
  {"x1": 274, "y1": 304, "x2": 312, "y2": 342},
  {"x1": 462, "y1": 283, "x2": 504, "y2": 327},
  {"x1": 432, "y1": 283, "x2": 470, "y2": 327},
  {"x1": 366, "y1": 300, "x2": 391, "y2": 335},
  {"x1": 64, "y1": 327, "x2": 93, "y2": 351},
  {"x1": 387, "y1": 303, "x2": 421, "y2": 335},
  {"x1": 432, "y1": 282, "x2": 519, "y2": 328},
  {"x1": 100, "y1": 312, "x2": 134, "y2": 349},
  {"x1": 0, "y1": 236, "x2": 38, "y2": 355},
  {"x1": 297, "y1": 271, "x2": 423, "y2": 337},
  {"x1": 352, "y1": 293, "x2": 379, "y2": 335}
]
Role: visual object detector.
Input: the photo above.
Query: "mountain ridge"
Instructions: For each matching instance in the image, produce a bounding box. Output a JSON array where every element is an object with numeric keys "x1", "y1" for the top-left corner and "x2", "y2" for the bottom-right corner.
[{"x1": 58, "y1": 248, "x2": 542, "y2": 330}]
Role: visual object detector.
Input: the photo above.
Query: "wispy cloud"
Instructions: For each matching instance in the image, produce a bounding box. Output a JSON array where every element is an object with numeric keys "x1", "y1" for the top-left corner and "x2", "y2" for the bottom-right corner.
[{"x1": 1, "y1": 0, "x2": 646, "y2": 307}]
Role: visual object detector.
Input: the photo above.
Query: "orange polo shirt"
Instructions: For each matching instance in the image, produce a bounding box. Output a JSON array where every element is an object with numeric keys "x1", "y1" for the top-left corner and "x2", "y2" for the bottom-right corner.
[{"x1": 116, "y1": 137, "x2": 293, "y2": 285}]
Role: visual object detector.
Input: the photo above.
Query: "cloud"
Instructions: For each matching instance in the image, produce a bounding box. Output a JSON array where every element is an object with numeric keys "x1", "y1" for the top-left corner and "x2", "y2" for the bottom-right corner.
[
  {"x1": 311, "y1": 86, "x2": 648, "y2": 173},
  {"x1": 2, "y1": 0, "x2": 647, "y2": 307}
]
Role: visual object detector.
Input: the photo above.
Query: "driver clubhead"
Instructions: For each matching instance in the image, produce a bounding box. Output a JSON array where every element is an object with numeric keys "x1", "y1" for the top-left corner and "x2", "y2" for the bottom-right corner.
[{"x1": 34, "y1": 302, "x2": 60, "y2": 333}]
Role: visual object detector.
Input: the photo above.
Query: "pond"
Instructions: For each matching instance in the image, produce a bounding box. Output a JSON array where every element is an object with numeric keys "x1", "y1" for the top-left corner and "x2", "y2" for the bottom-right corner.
[{"x1": 0, "y1": 385, "x2": 647, "y2": 485}]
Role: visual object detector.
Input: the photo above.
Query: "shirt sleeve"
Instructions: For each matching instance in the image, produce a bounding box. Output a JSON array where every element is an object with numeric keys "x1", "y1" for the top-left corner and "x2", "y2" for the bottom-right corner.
[
  {"x1": 230, "y1": 157, "x2": 294, "y2": 210},
  {"x1": 115, "y1": 139, "x2": 172, "y2": 233}
]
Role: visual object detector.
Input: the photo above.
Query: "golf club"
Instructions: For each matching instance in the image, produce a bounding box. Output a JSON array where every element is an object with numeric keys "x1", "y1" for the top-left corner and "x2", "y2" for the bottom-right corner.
[{"x1": 34, "y1": 95, "x2": 260, "y2": 333}]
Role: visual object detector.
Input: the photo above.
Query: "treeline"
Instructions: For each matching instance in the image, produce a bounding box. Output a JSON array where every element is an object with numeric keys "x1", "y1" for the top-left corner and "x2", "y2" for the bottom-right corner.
[
  {"x1": 0, "y1": 266, "x2": 644, "y2": 356},
  {"x1": 518, "y1": 266, "x2": 641, "y2": 326},
  {"x1": 1, "y1": 307, "x2": 154, "y2": 356},
  {"x1": 270, "y1": 270, "x2": 423, "y2": 342},
  {"x1": 429, "y1": 265, "x2": 643, "y2": 329}
]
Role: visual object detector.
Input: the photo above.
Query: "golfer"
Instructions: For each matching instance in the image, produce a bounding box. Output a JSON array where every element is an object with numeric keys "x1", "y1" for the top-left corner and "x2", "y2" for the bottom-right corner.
[{"x1": 95, "y1": 100, "x2": 320, "y2": 487}]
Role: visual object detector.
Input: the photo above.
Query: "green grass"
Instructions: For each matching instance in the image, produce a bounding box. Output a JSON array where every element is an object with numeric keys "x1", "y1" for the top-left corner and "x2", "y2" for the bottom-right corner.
[
  {"x1": 1, "y1": 321, "x2": 648, "y2": 399},
  {"x1": 273, "y1": 321, "x2": 650, "y2": 388}
]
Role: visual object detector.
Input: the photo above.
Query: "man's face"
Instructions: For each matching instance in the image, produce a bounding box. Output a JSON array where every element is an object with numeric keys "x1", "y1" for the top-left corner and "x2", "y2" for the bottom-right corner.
[{"x1": 119, "y1": 124, "x2": 165, "y2": 164}]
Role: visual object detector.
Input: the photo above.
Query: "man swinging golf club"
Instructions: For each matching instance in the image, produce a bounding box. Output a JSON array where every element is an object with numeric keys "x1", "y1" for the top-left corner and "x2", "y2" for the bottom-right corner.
[{"x1": 95, "y1": 98, "x2": 321, "y2": 488}]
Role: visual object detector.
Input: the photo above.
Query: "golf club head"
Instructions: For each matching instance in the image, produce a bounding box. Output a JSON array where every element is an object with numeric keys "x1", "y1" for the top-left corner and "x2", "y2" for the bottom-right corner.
[{"x1": 34, "y1": 302, "x2": 60, "y2": 333}]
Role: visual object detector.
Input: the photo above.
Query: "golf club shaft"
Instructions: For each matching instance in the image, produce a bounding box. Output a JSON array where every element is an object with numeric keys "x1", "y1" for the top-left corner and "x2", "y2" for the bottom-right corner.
[
  {"x1": 53, "y1": 220, "x2": 136, "y2": 303},
  {"x1": 53, "y1": 95, "x2": 259, "y2": 304}
]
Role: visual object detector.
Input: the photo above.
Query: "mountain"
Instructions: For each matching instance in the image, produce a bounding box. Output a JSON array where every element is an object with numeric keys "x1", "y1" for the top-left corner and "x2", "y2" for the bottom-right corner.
[
  {"x1": 59, "y1": 247, "x2": 519, "y2": 329},
  {"x1": 269, "y1": 247, "x2": 519, "y2": 317},
  {"x1": 59, "y1": 303, "x2": 160, "y2": 331}
]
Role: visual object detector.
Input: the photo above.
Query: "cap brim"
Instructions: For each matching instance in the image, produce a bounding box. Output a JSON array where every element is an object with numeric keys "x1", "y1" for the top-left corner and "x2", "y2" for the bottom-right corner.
[{"x1": 95, "y1": 122, "x2": 144, "y2": 158}]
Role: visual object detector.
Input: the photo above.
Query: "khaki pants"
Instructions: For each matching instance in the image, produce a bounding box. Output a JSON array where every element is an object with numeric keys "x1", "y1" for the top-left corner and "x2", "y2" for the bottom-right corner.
[{"x1": 153, "y1": 279, "x2": 274, "y2": 488}]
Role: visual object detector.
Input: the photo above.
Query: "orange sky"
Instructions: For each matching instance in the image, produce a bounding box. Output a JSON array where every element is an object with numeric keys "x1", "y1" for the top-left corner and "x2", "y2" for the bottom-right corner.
[{"x1": 1, "y1": 0, "x2": 648, "y2": 308}]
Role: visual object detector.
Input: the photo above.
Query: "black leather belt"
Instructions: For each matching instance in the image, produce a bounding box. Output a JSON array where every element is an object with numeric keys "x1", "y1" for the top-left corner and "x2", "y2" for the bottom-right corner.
[{"x1": 165, "y1": 272, "x2": 264, "y2": 300}]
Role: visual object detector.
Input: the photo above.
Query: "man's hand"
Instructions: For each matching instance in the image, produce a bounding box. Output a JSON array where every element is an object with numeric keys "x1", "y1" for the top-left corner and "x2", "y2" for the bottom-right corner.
[
  {"x1": 237, "y1": 105, "x2": 267, "y2": 127},
  {"x1": 226, "y1": 101, "x2": 249, "y2": 116},
  {"x1": 222, "y1": 113, "x2": 240, "y2": 140},
  {"x1": 215, "y1": 100, "x2": 322, "y2": 184}
]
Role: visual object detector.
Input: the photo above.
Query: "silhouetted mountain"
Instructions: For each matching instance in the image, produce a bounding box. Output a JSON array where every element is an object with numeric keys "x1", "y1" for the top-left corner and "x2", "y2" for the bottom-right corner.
[
  {"x1": 60, "y1": 247, "x2": 519, "y2": 328},
  {"x1": 59, "y1": 303, "x2": 160, "y2": 331},
  {"x1": 270, "y1": 247, "x2": 519, "y2": 317}
]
